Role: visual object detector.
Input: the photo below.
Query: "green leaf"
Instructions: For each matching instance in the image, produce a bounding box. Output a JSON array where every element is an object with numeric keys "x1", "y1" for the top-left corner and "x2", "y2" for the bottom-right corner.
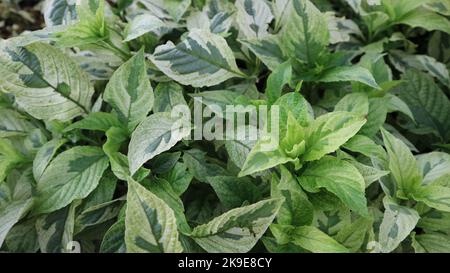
[
  {"x1": 124, "y1": 14, "x2": 166, "y2": 42},
  {"x1": 0, "y1": 170, "x2": 33, "y2": 247},
  {"x1": 416, "y1": 152, "x2": 450, "y2": 185},
  {"x1": 191, "y1": 198, "x2": 283, "y2": 253},
  {"x1": 299, "y1": 156, "x2": 368, "y2": 216},
  {"x1": 335, "y1": 217, "x2": 373, "y2": 252},
  {"x1": 334, "y1": 93, "x2": 369, "y2": 117},
  {"x1": 43, "y1": 0, "x2": 77, "y2": 26},
  {"x1": 381, "y1": 128, "x2": 422, "y2": 198},
  {"x1": 139, "y1": 0, "x2": 191, "y2": 22},
  {"x1": 240, "y1": 35, "x2": 285, "y2": 71},
  {"x1": 153, "y1": 82, "x2": 188, "y2": 113},
  {"x1": 418, "y1": 209, "x2": 450, "y2": 232},
  {"x1": 75, "y1": 198, "x2": 123, "y2": 231},
  {"x1": 104, "y1": 49, "x2": 154, "y2": 133},
  {"x1": 34, "y1": 146, "x2": 109, "y2": 214},
  {"x1": 343, "y1": 134, "x2": 386, "y2": 159},
  {"x1": 235, "y1": 0, "x2": 274, "y2": 39},
  {"x1": 207, "y1": 176, "x2": 261, "y2": 209},
  {"x1": 183, "y1": 149, "x2": 228, "y2": 182},
  {"x1": 56, "y1": 0, "x2": 108, "y2": 47},
  {"x1": 412, "y1": 232, "x2": 450, "y2": 253},
  {"x1": 0, "y1": 199, "x2": 33, "y2": 248},
  {"x1": 274, "y1": 92, "x2": 314, "y2": 134},
  {"x1": 386, "y1": 94, "x2": 415, "y2": 121},
  {"x1": 319, "y1": 66, "x2": 380, "y2": 89},
  {"x1": 396, "y1": 8, "x2": 450, "y2": 35},
  {"x1": 100, "y1": 219, "x2": 126, "y2": 253},
  {"x1": 0, "y1": 139, "x2": 27, "y2": 182},
  {"x1": 389, "y1": 50, "x2": 450, "y2": 86},
  {"x1": 0, "y1": 108, "x2": 36, "y2": 137},
  {"x1": 378, "y1": 197, "x2": 419, "y2": 253},
  {"x1": 4, "y1": 218, "x2": 39, "y2": 252},
  {"x1": 395, "y1": 70, "x2": 450, "y2": 141},
  {"x1": 348, "y1": 160, "x2": 390, "y2": 187},
  {"x1": 326, "y1": 12, "x2": 363, "y2": 44},
  {"x1": 0, "y1": 42, "x2": 94, "y2": 121},
  {"x1": 271, "y1": 224, "x2": 349, "y2": 253},
  {"x1": 279, "y1": 0, "x2": 329, "y2": 65},
  {"x1": 161, "y1": 162, "x2": 193, "y2": 196},
  {"x1": 125, "y1": 178, "x2": 183, "y2": 253},
  {"x1": 103, "y1": 127, "x2": 133, "y2": 181},
  {"x1": 425, "y1": 0, "x2": 450, "y2": 16},
  {"x1": 225, "y1": 131, "x2": 257, "y2": 170},
  {"x1": 239, "y1": 137, "x2": 296, "y2": 177},
  {"x1": 381, "y1": 0, "x2": 433, "y2": 19},
  {"x1": 265, "y1": 61, "x2": 292, "y2": 105},
  {"x1": 303, "y1": 111, "x2": 366, "y2": 162},
  {"x1": 35, "y1": 202, "x2": 78, "y2": 253},
  {"x1": 412, "y1": 186, "x2": 450, "y2": 212},
  {"x1": 142, "y1": 178, "x2": 191, "y2": 234},
  {"x1": 32, "y1": 138, "x2": 67, "y2": 181},
  {"x1": 271, "y1": 166, "x2": 314, "y2": 226},
  {"x1": 128, "y1": 112, "x2": 191, "y2": 175},
  {"x1": 150, "y1": 29, "x2": 245, "y2": 87},
  {"x1": 360, "y1": 97, "x2": 388, "y2": 137},
  {"x1": 64, "y1": 112, "x2": 123, "y2": 132}
]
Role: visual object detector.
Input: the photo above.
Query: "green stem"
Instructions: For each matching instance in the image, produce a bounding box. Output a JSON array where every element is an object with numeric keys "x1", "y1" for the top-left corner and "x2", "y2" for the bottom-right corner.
[{"x1": 99, "y1": 40, "x2": 131, "y2": 61}]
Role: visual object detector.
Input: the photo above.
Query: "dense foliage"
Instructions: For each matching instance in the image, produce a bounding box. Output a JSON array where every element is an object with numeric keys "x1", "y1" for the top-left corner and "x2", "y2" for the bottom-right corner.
[{"x1": 1, "y1": 0, "x2": 450, "y2": 253}]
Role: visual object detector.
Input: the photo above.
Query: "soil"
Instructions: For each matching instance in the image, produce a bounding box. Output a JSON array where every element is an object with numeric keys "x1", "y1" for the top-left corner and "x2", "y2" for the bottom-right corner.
[{"x1": 0, "y1": 0, "x2": 45, "y2": 39}]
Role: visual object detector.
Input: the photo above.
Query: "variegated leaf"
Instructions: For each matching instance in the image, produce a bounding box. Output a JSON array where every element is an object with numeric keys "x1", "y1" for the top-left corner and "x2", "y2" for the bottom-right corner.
[
  {"x1": 128, "y1": 112, "x2": 191, "y2": 175},
  {"x1": 125, "y1": 178, "x2": 183, "y2": 253},
  {"x1": 0, "y1": 42, "x2": 94, "y2": 121},
  {"x1": 34, "y1": 146, "x2": 109, "y2": 214},
  {"x1": 104, "y1": 49, "x2": 154, "y2": 132},
  {"x1": 150, "y1": 29, "x2": 245, "y2": 87},
  {"x1": 235, "y1": 0, "x2": 274, "y2": 39},
  {"x1": 43, "y1": 0, "x2": 77, "y2": 26},
  {"x1": 191, "y1": 198, "x2": 283, "y2": 253},
  {"x1": 279, "y1": 0, "x2": 329, "y2": 64}
]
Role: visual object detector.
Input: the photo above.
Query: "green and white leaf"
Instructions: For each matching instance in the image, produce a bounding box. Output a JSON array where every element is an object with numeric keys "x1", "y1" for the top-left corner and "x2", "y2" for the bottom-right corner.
[
  {"x1": 139, "y1": 0, "x2": 191, "y2": 22},
  {"x1": 35, "y1": 203, "x2": 77, "y2": 253},
  {"x1": 319, "y1": 66, "x2": 380, "y2": 89},
  {"x1": 32, "y1": 138, "x2": 67, "y2": 181},
  {"x1": 34, "y1": 146, "x2": 109, "y2": 214},
  {"x1": 0, "y1": 108, "x2": 36, "y2": 137},
  {"x1": 104, "y1": 49, "x2": 154, "y2": 132},
  {"x1": 128, "y1": 112, "x2": 191, "y2": 175},
  {"x1": 0, "y1": 42, "x2": 94, "y2": 121},
  {"x1": 299, "y1": 156, "x2": 368, "y2": 216},
  {"x1": 43, "y1": 0, "x2": 77, "y2": 26},
  {"x1": 412, "y1": 186, "x2": 450, "y2": 212},
  {"x1": 125, "y1": 178, "x2": 183, "y2": 253},
  {"x1": 271, "y1": 224, "x2": 349, "y2": 253},
  {"x1": 150, "y1": 29, "x2": 244, "y2": 87},
  {"x1": 381, "y1": 128, "x2": 422, "y2": 198},
  {"x1": 378, "y1": 197, "x2": 419, "y2": 253},
  {"x1": 389, "y1": 50, "x2": 450, "y2": 86},
  {"x1": 191, "y1": 198, "x2": 283, "y2": 253},
  {"x1": 279, "y1": 0, "x2": 329, "y2": 64},
  {"x1": 302, "y1": 111, "x2": 366, "y2": 162},
  {"x1": 235, "y1": 0, "x2": 274, "y2": 39},
  {"x1": 416, "y1": 152, "x2": 450, "y2": 185},
  {"x1": 395, "y1": 71, "x2": 450, "y2": 141},
  {"x1": 153, "y1": 82, "x2": 188, "y2": 113},
  {"x1": 124, "y1": 14, "x2": 167, "y2": 42}
]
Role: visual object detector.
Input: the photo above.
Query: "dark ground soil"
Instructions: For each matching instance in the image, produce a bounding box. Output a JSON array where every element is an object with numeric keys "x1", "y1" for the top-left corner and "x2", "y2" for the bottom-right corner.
[{"x1": 0, "y1": 0, "x2": 44, "y2": 39}]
